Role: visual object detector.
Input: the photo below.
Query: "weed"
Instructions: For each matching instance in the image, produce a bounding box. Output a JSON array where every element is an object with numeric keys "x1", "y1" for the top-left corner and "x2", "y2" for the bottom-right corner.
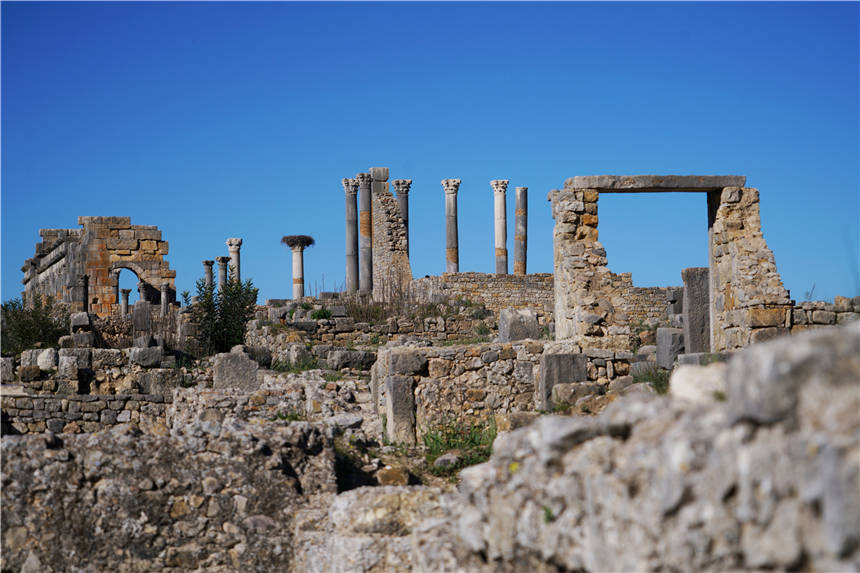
[
  {"x1": 423, "y1": 418, "x2": 497, "y2": 476},
  {"x1": 311, "y1": 307, "x2": 332, "y2": 320},
  {"x1": 271, "y1": 357, "x2": 319, "y2": 373},
  {"x1": 440, "y1": 335, "x2": 491, "y2": 347},
  {"x1": 632, "y1": 363, "x2": 671, "y2": 394},
  {"x1": 370, "y1": 333, "x2": 381, "y2": 345},
  {"x1": 579, "y1": 404, "x2": 591, "y2": 414},
  {"x1": 475, "y1": 323, "x2": 490, "y2": 336},
  {"x1": 323, "y1": 371, "x2": 343, "y2": 382},
  {"x1": 301, "y1": 302, "x2": 313, "y2": 311},
  {"x1": 553, "y1": 401, "x2": 570, "y2": 414},
  {"x1": 543, "y1": 506, "x2": 556, "y2": 524},
  {"x1": 713, "y1": 390, "x2": 727, "y2": 402},
  {"x1": 272, "y1": 410, "x2": 306, "y2": 422}
]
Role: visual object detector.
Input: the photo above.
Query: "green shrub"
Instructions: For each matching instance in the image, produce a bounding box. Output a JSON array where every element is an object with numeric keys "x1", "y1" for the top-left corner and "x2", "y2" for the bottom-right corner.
[
  {"x1": 475, "y1": 323, "x2": 490, "y2": 336},
  {"x1": 191, "y1": 276, "x2": 258, "y2": 356},
  {"x1": 311, "y1": 307, "x2": 332, "y2": 320},
  {"x1": 632, "y1": 363, "x2": 671, "y2": 394},
  {"x1": 271, "y1": 356, "x2": 319, "y2": 373},
  {"x1": 1, "y1": 296, "x2": 69, "y2": 356},
  {"x1": 423, "y1": 418, "x2": 497, "y2": 476},
  {"x1": 272, "y1": 410, "x2": 306, "y2": 422}
]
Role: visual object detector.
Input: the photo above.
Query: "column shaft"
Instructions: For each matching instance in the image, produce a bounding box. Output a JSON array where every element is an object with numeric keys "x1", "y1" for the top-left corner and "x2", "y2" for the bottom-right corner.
[
  {"x1": 216, "y1": 257, "x2": 230, "y2": 291},
  {"x1": 292, "y1": 247, "x2": 305, "y2": 300},
  {"x1": 160, "y1": 284, "x2": 169, "y2": 317},
  {"x1": 357, "y1": 172, "x2": 373, "y2": 294},
  {"x1": 203, "y1": 260, "x2": 214, "y2": 289},
  {"x1": 343, "y1": 178, "x2": 359, "y2": 294},
  {"x1": 226, "y1": 238, "x2": 243, "y2": 282},
  {"x1": 442, "y1": 179, "x2": 461, "y2": 273},
  {"x1": 393, "y1": 179, "x2": 412, "y2": 258},
  {"x1": 491, "y1": 180, "x2": 509, "y2": 274},
  {"x1": 120, "y1": 289, "x2": 131, "y2": 316},
  {"x1": 514, "y1": 186, "x2": 528, "y2": 275}
]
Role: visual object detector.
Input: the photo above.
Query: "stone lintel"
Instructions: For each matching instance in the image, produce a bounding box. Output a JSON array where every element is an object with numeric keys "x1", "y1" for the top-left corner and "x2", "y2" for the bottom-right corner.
[{"x1": 565, "y1": 175, "x2": 746, "y2": 192}]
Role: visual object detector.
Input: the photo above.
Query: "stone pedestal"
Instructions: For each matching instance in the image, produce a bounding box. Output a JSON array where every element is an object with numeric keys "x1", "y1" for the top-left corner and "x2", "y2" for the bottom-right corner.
[
  {"x1": 356, "y1": 172, "x2": 373, "y2": 294},
  {"x1": 491, "y1": 180, "x2": 509, "y2": 274},
  {"x1": 226, "y1": 238, "x2": 242, "y2": 282},
  {"x1": 342, "y1": 178, "x2": 359, "y2": 294},
  {"x1": 442, "y1": 179, "x2": 461, "y2": 273},
  {"x1": 514, "y1": 186, "x2": 528, "y2": 275},
  {"x1": 215, "y1": 256, "x2": 230, "y2": 291}
]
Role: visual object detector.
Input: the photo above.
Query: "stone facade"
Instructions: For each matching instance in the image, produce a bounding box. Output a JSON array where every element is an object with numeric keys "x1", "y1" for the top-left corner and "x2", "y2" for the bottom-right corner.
[
  {"x1": 371, "y1": 174, "x2": 412, "y2": 302},
  {"x1": 22, "y1": 216, "x2": 176, "y2": 316}
]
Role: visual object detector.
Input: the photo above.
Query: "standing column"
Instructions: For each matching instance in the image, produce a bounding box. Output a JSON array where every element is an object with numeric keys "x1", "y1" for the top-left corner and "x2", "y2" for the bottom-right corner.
[
  {"x1": 78, "y1": 275, "x2": 89, "y2": 313},
  {"x1": 514, "y1": 186, "x2": 528, "y2": 276},
  {"x1": 120, "y1": 289, "x2": 131, "y2": 316},
  {"x1": 226, "y1": 238, "x2": 243, "y2": 282},
  {"x1": 137, "y1": 280, "x2": 147, "y2": 303},
  {"x1": 292, "y1": 247, "x2": 305, "y2": 300},
  {"x1": 215, "y1": 256, "x2": 230, "y2": 291},
  {"x1": 111, "y1": 270, "x2": 120, "y2": 309},
  {"x1": 160, "y1": 283, "x2": 169, "y2": 317},
  {"x1": 342, "y1": 178, "x2": 360, "y2": 294},
  {"x1": 203, "y1": 260, "x2": 214, "y2": 289},
  {"x1": 442, "y1": 179, "x2": 461, "y2": 273},
  {"x1": 491, "y1": 179, "x2": 509, "y2": 274},
  {"x1": 356, "y1": 172, "x2": 373, "y2": 294},
  {"x1": 393, "y1": 179, "x2": 412, "y2": 257}
]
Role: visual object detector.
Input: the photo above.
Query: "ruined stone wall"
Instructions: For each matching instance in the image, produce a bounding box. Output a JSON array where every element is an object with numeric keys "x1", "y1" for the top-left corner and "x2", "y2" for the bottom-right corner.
[
  {"x1": 371, "y1": 185, "x2": 412, "y2": 302},
  {"x1": 22, "y1": 216, "x2": 176, "y2": 317},
  {"x1": 708, "y1": 187, "x2": 792, "y2": 350},
  {"x1": 790, "y1": 296, "x2": 860, "y2": 333},
  {"x1": 624, "y1": 285, "x2": 674, "y2": 325},
  {"x1": 409, "y1": 272, "x2": 554, "y2": 320}
]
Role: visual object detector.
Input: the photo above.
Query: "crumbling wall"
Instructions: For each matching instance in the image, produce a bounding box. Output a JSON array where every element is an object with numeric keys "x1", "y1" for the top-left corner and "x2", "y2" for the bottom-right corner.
[
  {"x1": 410, "y1": 273, "x2": 554, "y2": 320},
  {"x1": 22, "y1": 216, "x2": 176, "y2": 317},
  {"x1": 371, "y1": 183, "x2": 412, "y2": 302}
]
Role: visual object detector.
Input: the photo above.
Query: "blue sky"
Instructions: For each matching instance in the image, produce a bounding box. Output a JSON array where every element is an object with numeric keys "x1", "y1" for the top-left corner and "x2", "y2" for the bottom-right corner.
[{"x1": 2, "y1": 1, "x2": 858, "y2": 305}]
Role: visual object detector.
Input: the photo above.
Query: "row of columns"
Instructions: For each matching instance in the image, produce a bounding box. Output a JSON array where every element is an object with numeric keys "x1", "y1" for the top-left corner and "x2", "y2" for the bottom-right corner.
[
  {"x1": 443, "y1": 179, "x2": 529, "y2": 275},
  {"x1": 342, "y1": 169, "x2": 412, "y2": 295},
  {"x1": 200, "y1": 238, "x2": 243, "y2": 294}
]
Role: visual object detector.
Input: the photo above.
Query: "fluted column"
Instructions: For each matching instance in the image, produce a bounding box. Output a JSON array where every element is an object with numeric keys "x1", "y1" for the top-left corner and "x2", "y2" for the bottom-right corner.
[
  {"x1": 226, "y1": 238, "x2": 242, "y2": 282},
  {"x1": 203, "y1": 260, "x2": 214, "y2": 289},
  {"x1": 342, "y1": 178, "x2": 360, "y2": 294},
  {"x1": 393, "y1": 179, "x2": 412, "y2": 257},
  {"x1": 356, "y1": 172, "x2": 373, "y2": 294},
  {"x1": 291, "y1": 246, "x2": 305, "y2": 300},
  {"x1": 120, "y1": 289, "x2": 131, "y2": 316},
  {"x1": 160, "y1": 283, "x2": 169, "y2": 317},
  {"x1": 442, "y1": 179, "x2": 461, "y2": 273},
  {"x1": 491, "y1": 179, "x2": 509, "y2": 274},
  {"x1": 514, "y1": 186, "x2": 528, "y2": 276},
  {"x1": 215, "y1": 256, "x2": 230, "y2": 291}
]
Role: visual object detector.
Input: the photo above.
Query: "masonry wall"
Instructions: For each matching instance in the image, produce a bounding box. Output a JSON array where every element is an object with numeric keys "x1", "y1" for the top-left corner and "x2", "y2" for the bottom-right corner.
[
  {"x1": 409, "y1": 272, "x2": 555, "y2": 321},
  {"x1": 371, "y1": 185, "x2": 412, "y2": 302}
]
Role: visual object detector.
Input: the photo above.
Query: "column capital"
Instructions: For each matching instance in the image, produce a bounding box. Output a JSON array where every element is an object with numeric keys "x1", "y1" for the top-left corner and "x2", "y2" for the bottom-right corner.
[
  {"x1": 491, "y1": 179, "x2": 509, "y2": 193},
  {"x1": 215, "y1": 256, "x2": 230, "y2": 264},
  {"x1": 160, "y1": 282, "x2": 169, "y2": 291},
  {"x1": 393, "y1": 179, "x2": 412, "y2": 195},
  {"x1": 442, "y1": 179, "x2": 461, "y2": 195},
  {"x1": 355, "y1": 172, "x2": 372, "y2": 188},
  {"x1": 226, "y1": 238, "x2": 243, "y2": 250},
  {"x1": 203, "y1": 260, "x2": 214, "y2": 267},
  {"x1": 342, "y1": 178, "x2": 359, "y2": 196},
  {"x1": 120, "y1": 288, "x2": 132, "y2": 295},
  {"x1": 516, "y1": 186, "x2": 528, "y2": 193}
]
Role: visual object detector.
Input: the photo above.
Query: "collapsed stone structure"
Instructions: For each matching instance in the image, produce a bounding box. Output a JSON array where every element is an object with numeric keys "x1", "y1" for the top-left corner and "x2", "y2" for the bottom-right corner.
[{"x1": 21, "y1": 216, "x2": 176, "y2": 316}]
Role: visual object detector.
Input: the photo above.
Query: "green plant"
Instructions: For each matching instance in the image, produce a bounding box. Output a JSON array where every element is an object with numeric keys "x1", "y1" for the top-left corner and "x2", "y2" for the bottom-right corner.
[
  {"x1": 632, "y1": 363, "x2": 671, "y2": 394},
  {"x1": 543, "y1": 506, "x2": 556, "y2": 524},
  {"x1": 272, "y1": 410, "x2": 306, "y2": 422},
  {"x1": 423, "y1": 418, "x2": 497, "y2": 476},
  {"x1": 190, "y1": 275, "x2": 259, "y2": 356},
  {"x1": 475, "y1": 323, "x2": 490, "y2": 336},
  {"x1": 713, "y1": 390, "x2": 727, "y2": 402},
  {"x1": 180, "y1": 290, "x2": 191, "y2": 306},
  {"x1": 323, "y1": 371, "x2": 343, "y2": 382},
  {"x1": 553, "y1": 401, "x2": 570, "y2": 414},
  {"x1": 440, "y1": 335, "x2": 491, "y2": 346},
  {"x1": 1, "y1": 296, "x2": 69, "y2": 356},
  {"x1": 579, "y1": 403, "x2": 591, "y2": 414},
  {"x1": 311, "y1": 307, "x2": 332, "y2": 320},
  {"x1": 369, "y1": 333, "x2": 381, "y2": 345},
  {"x1": 271, "y1": 356, "x2": 319, "y2": 373}
]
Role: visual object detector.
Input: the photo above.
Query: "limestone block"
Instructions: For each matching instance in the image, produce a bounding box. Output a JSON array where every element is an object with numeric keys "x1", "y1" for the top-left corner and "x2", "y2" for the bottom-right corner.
[
  {"x1": 140, "y1": 240, "x2": 157, "y2": 251},
  {"x1": 72, "y1": 332, "x2": 94, "y2": 348},
  {"x1": 384, "y1": 375, "x2": 415, "y2": 445},
  {"x1": 538, "y1": 353, "x2": 587, "y2": 411},
  {"x1": 681, "y1": 267, "x2": 710, "y2": 353},
  {"x1": 499, "y1": 308, "x2": 540, "y2": 342},
  {"x1": 20, "y1": 349, "x2": 40, "y2": 367},
  {"x1": 92, "y1": 349, "x2": 126, "y2": 369},
  {"x1": 18, "y1": 365, "x2": 41, "y2": 382},
  {"x1": 70, "y1": 312, "x2": 92, "y2": 331},
  {"x1": 326, "y1": 350, "x2": 375, "y2": 371},
  {"x1": 656, "y1": 328, "x2": 684, "y2": 370},
  {"x1": 669, "y1": 363, "x2": 727, "y2": 404},
  {"x1": 812, "y1": 310, "x2": 836, "y2": 325},
  {"x1": 59, "y1": 348, "x2": 92, "y2": 369},
  {"x1": 390, "y1": 349, "x2": 428, "y2": 376},
  {"x1": 747, "y1": 307, "x2": 787, "y2": 328},
  {"x1": 134, "y1": 229, "x2": 161, "y2": 240},
  {"x1": 106, "y1": 238, "x2": 138, "y2": 250},
  {"x1": 58, "y1": 356, "x2": 79, "y2": 380},
  {"x1": 129, "y1": 347, "x2": 163, "y2": 368},
  {"x1": 37, "y1": 348, "x2": 58, "y2": 371},
  {"x1": 213, "y1": 352, "x2": 260, "y2": 392},
  {"x1": 1, "y1": 357, "x2": 14, "y2": 382},
  {"x1": 132, "y1": 302, "x2": 151, "y2": 331}
]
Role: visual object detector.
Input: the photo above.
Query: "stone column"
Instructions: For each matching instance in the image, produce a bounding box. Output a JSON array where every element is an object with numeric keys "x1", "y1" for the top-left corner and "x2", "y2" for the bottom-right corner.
[
  {"x1": 342, "y1": 178, "x2": 360, "y2": 294},
  {"x1": 78, "y1": 275, "x2": 89, "y2": 313},
  {"x1": 291, "y1": 246, "x2": 305, "y2": 300},
  {"x1": 356, "y1": 172, "x2": 373, "y2": 294},
  {"x1": 215, "y1": 256, "x2": 230, "y2": 291},
  {"x1": 442, "y1": 179, "x2": 461, "y2": 273},
  {"x1": 160, "y1": 283, "x2": 169, "y2": 317},
  {"x1": 393, "y1": 179, "x2": 412, "y2": 257},
  {"x1": 226, "y1": 238, "x2": 243, "y2": 282},
  {"x1": 110, "y1": 270, "x2": 120, "y2": 309},
  {"x1": 681, "y1": 267, "x2": 711, "y2": 353},
  {"x1": 491, "y1": 179, "x2": 509, "y2": 274},
  {"x1": 514, "y1": 186, "x2": 528, "y2": 275},
  {"x1": 120, "y1": 289, "x2": 131, "y2": 316},
  {"x1": 203, "y1": 260, "x2": 214, "y2": 289}
]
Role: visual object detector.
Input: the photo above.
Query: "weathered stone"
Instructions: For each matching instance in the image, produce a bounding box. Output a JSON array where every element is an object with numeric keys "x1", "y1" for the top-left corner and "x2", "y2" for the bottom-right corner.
[
  {"x1": 389, "y1": 349, "x2": 427, "y2": 376},
  {"x1": 128, "y1": 347, "x2": 163, "y2": 368},
  {"x1": 1, "y1": 357, "x2": 15, "y2": 382},
  {"x1": 20, "y1": 349, "x2": 40, "y2": 367},
  {"x1": 538, "y1": 353, "x2": 587, "y2": 411},
  {"x1": 376, "y1": 465, "x2": 410, "y2": 486},
  {"x1": 326, "y1": 350, "x2": 376, "y2": 371},
  {"x1": 70, "y1": 312, "x2": 91, "y2": 331},
  {"x1": 18, "y1": 365, "x2": 41, "y2": 382},
  {"x1": 37, "y1": 348, "x2": 58, "y2": 371},
  {"x1": 495, "y1": 411, "x2": 540, "y2": 432},
  {"x1": 681, "y1": 267, "x2": 710, "y2": 353},
  {"x1": 669, "y1": 363, "x2": 727, "y2": 403},
  {"x1": 498, "y1": 308, "x2": 540, "y2": 342},
  {"x1": 212, "y1": 351, "x2": 260, "y2": 392},
  {"x1": 566, "y1": 174, "x2": 746, "y2": 190},
  {"x1": 57, "y1": 356, "x2": 79, "y2": 380},
  {"x1": 656, "y1": 327, "x2": 684, "y2": 370},
  {"x1": 59, "y1": 348, "x2": 91, "y2": 369},
  {"x1": 72, "y1": 332, "x2": 94, "y2": 348},
  {"x1": 812, "y1": 310, "x2": 837, "y2": 325},
  {"x1": 384, "y1": 375, "x2": 415, "y2": 445},
  {"x1": 748, "y1": 307, "x2": 788, "y2": 328},
  {"x1": 92, "y1": 349, "x2": 125, "y2": 369}
]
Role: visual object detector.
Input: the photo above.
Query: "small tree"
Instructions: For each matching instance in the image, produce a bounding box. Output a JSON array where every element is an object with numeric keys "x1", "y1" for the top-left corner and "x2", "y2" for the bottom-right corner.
[
  {"x1": 191, "y1": 276, "x2": 258, "y2": 356},
  {"x1": 1, "y1": 296, "x2": 70, "y2": 356}
]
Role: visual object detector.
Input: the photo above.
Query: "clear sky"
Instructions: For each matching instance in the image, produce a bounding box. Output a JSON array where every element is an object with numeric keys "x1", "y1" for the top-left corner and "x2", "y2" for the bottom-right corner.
[{"x1": 2, "y1": 1, "x2": 858, "y2": 306}]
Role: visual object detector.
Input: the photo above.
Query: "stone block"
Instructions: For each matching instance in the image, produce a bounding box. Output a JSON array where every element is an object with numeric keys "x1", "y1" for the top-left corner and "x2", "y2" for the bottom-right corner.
[
  {"x1": 134, "y1": 334, "x2": 155, "y2": 348},
  {"x1": 329, "y1": 305, "x2": 348, "y2": 318},
  {"x1": 681, "y1": 267, "x2": 710, "y2": 353},
  {"x1": 499, "y1": 308, "x2": 540, "y2": 342},
  {"x1": 389, "y1": 349, "x2": 427, "y2": 376},
  {"x1": 333, "y1": 318, "x2": 355, "y2": 333},
  {"x1": 106, "y1": 237, "x2": 138, "y2": 250},
  {"x1": 677, "y1": 352, "x2": 731, "y2": 366},
  {"x1": 92, "y1": 349, "x2": 126, "y2": 369},
  {"x1": 495, "y1": 411, "x2": 540, "y2": 433},
  {"x1": 812, "y1": 310, "x2": 836, "y2": 325},
  {"x1": 213, "y1": 352, "x2": 260, "y2": 392},
  {"x1": 656, "y1": 328, "x2": 684, "y2": 370},
  {"x1": 59, "y1": 348, "x2": 91, "y2": 369},
  {"x1": 70, "y1": 312, "x2": 92, "y2": 331},
  {"x1": 666, "y1": 288, "x2": 683, "y2": 314},
  {"x1": 72, "y1": 332, "x2": 94, "y2": 348},
  {"x1": 132, "y1": 302, "x2": 151, "y2": 331},
  {"x1": 384, "y1": 375, "x2": 415, "y2": 445},
  {"x1": 538, "y1": 353, "x2": 587, "y2": 411},
  {"x1": 129, "y1": 347, "x2": 163, "y2": 368},
  {"x1": 58, "y1": 356, "x2": 79, "y2": 380},
  {"x1": 747, "y1": 307, "x2": 787, "y2": 328},
  {"x1": 326, "y1": 350, "x2": 376, "y2": 371},
  {"x1": 1, "y1": 357, "x2": 15, "y2": 382},
  {"x1": 566, "y1": 174, "x2": 746, "y2": 191},
  {"x1": 669, "y1": 363, "x2": 727, "y2": 404},
  {"x1": 20, "y1": 349, "x2": 40, "y2": 367},
  {"x1": 37, "y1": 348, "x2": 58, "y2": 371},
  {"x1": 58, "y1": 335, "x2": 74, "y2": 348},
  {"x1": 18, "y1": 365, "x2": 41, "y2": 382}
]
